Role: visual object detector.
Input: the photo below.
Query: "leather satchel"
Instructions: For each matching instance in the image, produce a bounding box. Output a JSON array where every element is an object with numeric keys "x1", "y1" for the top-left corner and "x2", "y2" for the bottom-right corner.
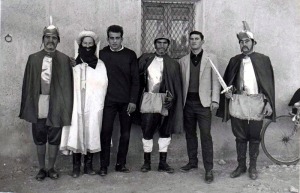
[
  {"x1": 140, "y1": 92, "x2": 168, "y2": 116},
  {"x1": 229, "y1": 93, "x2": 265, "y2": 121}
]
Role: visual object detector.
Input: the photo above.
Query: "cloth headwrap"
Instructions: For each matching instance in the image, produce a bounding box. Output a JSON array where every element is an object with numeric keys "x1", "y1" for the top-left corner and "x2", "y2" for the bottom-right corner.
[
  {"x1": 76, "y1": 30, "x2": 98, "y2": 45},
  {"x1": 75, "y1": 29, "x2": 99, "y2": 69}
]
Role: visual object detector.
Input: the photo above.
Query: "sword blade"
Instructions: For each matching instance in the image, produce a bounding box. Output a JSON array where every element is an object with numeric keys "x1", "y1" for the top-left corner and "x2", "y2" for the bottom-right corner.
[{"x1": 208, "y1": 58, "x2": 227, "y2": 89}]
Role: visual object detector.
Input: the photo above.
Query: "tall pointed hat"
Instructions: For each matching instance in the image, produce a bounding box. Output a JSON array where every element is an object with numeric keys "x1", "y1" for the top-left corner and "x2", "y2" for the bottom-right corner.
[
  {"x1": 237, "y1": 21, "x2": 254, "y2": 41},
  {"x1": 43, "y1": 16, "x2": 60, "y2": 41}
]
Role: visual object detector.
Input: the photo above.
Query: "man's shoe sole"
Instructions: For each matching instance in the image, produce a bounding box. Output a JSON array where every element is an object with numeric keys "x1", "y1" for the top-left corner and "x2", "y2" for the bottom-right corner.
[{"x1": 180, "y1": 167, "x2": 198, "y2": 173}]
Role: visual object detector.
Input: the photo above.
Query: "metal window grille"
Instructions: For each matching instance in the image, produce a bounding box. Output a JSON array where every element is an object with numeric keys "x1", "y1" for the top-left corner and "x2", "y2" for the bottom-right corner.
[{"x1": 141, "y1": 1, "x2": 195, "y2": 59}]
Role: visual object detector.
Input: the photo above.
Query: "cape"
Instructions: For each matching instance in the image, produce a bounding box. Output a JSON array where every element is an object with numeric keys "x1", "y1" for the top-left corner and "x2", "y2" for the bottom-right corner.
[
  {"x1": 138, "y1": 53, "x2": 184, "y2": 134},
  {"x1": 19, "y1": 50, "x2": 73, "y2": 127},
  {"x1": 217, "y1": 52, "x2": 276, "y2": 122},
  {"x1": 289, "y1": 88, "x2": 300, "y2": 106}
]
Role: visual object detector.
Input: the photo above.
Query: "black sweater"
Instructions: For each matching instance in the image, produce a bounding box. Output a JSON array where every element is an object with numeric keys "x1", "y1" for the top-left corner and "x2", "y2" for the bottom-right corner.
[{"x1": 99, "y1": 46, "x2": 139, "y2": 104}]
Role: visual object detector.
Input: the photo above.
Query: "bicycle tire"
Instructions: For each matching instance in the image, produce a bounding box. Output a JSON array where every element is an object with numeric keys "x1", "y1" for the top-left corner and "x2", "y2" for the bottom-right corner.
[{"x1": 261, "y1": 115, "x2": 300, "y2": 165}]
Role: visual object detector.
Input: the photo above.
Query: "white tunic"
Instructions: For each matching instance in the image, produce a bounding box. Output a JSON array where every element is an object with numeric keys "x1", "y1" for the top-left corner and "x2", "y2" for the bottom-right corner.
[
  {"x1": 242, "y1": 56, "x2": 258, "y2": 95},
  {"x1": 60, "y1": 59, "x2": 108, "y2": 155},
  {"x1": 147, "y1": 56, "x2": 164, "y2": 93}
]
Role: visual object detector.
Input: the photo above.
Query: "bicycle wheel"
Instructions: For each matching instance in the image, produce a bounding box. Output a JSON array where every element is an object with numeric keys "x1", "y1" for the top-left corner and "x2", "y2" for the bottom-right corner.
[{"x1": 261, "y1": 115, "x2": 300, "y2": 165}]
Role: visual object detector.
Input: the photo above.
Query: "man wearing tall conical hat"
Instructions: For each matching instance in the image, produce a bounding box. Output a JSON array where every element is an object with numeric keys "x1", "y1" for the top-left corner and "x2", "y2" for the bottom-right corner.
[
  {"x1": 217, "y1": 21, "x2": 275, "y2": 180},
  {"x1": 19, "y1": 17, "x2": 73, "y2": 181},
  {"x1": 138, "y1": 32, "x2": 183, "y2": 173}
]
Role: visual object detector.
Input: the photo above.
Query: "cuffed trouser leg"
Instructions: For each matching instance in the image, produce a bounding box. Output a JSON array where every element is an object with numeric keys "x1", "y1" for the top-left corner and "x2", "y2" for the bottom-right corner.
[{"x1": 158, "y1": 137, "x2": 171, "y2": 152}]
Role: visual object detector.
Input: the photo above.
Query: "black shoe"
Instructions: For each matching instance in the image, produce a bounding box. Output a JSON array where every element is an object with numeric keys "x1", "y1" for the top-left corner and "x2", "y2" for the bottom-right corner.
[
  {"x1": 230, "y1": 166, "x2": 247, "y2": 178},
  {"x1": 84, "y1": 153, "x2": 96, "y2": 175},
  {"x1": 115, "y1": 164, "x2": 130, "y2": 173},
  {"x1": 180, "y1": 163, "x2": 198, "y2": 172},
  {"x1": 158, "y1": 163, "x2": 174, "y2": 173},
  {"x1": 205, "y1": 170, "x2": 214, "y2": 184},
  {"x1": 48, "y1": 168, "x2": 59, "y2": 179},
  {"x1": 141, "y1": 162, "x2": 151, "y2": 172},
  {"x1": 84, "y1": 166, "x2": 96, "y2": 175},
  {"x1": 36, "y1": 168, "x2": 47, "y2": 181},
  {"x1": 248, "y1": 167, "x2": 258, "y2": 180},
  {"x1": 99, "y1": 166, "x2": 107, "y2": 176},
  {"x1": 72, "y1": 167, "x2": 80, "y2": 178}
]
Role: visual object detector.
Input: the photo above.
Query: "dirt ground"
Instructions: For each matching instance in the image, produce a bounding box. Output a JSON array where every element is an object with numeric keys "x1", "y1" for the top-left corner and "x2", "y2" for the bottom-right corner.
[{"x1": 0, "y1": 154, "x2": 299, "y2": 193}]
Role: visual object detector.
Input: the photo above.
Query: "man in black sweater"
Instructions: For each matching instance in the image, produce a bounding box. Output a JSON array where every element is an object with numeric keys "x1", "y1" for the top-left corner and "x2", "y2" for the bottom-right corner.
[{"x1": 99, "y1": 25, "x2": 139, "y2": 176}]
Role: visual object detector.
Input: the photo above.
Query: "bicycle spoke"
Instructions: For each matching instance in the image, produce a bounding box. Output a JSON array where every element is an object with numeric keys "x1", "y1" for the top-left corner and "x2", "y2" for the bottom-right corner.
[{"x1": 261, "y1": 115, "x2": 300, "y2": 165}]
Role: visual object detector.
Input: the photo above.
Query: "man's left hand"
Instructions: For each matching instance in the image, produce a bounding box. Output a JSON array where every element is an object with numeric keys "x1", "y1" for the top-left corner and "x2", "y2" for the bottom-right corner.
[
  {"x1": 163, "y1": 95, "x2": 173, "y2": 109},
  {"x1": 210, "y1": 101, "x2": 219, "y2": 111},
  {"x1": 127, "y1": 103, "x2": 136, "y2": 114},
  {"x1": 263, "y1": 102, "x2": 273, "y2": 116},
  {"x1": 70, "y1": 57, "x2": 76, "y2": 67}
]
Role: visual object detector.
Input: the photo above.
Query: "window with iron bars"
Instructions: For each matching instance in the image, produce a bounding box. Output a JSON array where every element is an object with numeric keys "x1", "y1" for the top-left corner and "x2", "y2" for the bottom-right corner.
[{"x1": 141, "y1": 1, "x2": 195, "y2": 59}]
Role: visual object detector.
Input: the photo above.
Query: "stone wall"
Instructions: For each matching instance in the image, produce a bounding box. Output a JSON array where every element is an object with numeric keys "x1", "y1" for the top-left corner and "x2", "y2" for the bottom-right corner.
[{"x1": 1, "y1": 0, "x2": 299, "y2": 163}]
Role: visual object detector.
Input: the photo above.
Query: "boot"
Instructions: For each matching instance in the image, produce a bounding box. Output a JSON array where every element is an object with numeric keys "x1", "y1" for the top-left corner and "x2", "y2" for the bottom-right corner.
[
  {"x1": 99, "y1": 151, "x2": 107, "y2": 176},
  {"x1": 141, "y1": 153, "x2": 151, "y2": 172},
  {"x1": 248, "y1": 142, "x2": 260, "y2": 180},
  {"x1": 84, "y1": 152, "x2": 96, "y2": 175},
  {"x1": 158, "y1": 152, "x2": 174, "y2": 173},
  {"x1": 72, "y1": 153, "x2": 81, "y2": 178},
  {"x1": 230, "y1": 142, "x2": 247, "y2": 178}
]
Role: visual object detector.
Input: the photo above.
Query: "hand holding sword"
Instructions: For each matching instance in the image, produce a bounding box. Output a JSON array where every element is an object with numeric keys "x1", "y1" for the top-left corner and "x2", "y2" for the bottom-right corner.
[{"x1": 208, "y1": 58, "x2": 233, "y2": 100}]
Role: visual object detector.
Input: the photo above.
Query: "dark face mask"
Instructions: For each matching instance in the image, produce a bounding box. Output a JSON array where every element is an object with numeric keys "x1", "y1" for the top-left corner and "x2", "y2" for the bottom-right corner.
[
  {"x1": 76, "y1": 44, "x2": 98, "y2": 69},
  {"x1": 78, "y1": 44, "x2": 97, "y2": 58}
]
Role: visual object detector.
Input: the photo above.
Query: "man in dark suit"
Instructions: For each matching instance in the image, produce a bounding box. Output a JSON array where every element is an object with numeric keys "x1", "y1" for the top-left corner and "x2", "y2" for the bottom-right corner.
[{"x1": 178, "y1": 31, "x2": 220, "y2": 183}]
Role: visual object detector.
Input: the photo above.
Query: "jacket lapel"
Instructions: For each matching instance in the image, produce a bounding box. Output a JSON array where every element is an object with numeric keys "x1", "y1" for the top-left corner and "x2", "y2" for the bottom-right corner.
[
  {"x1": 199, "y1": 51, "x2": 208, "y2": 79},
  {"x1": 184, "y1": 53, "x2": 190, "y2": 87},
  {"x1": 183, "y1": 54, "x2": 190, "y2": 102}
]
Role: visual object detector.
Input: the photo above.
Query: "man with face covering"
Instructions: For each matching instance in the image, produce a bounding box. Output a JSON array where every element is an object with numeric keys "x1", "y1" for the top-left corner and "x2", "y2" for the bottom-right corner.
[
  {"x1": 60, "y1": 30, "x2": 108, "y2": 178},
  {"x1": 217, "y1": 21, "x2": 275, "y2": 180},
  {"x1": 138, "y1": 33, "x2": 183, "y2": 173},
  {"x1": 19, "y1": 18, "x2": 73, "y2": 181}
]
